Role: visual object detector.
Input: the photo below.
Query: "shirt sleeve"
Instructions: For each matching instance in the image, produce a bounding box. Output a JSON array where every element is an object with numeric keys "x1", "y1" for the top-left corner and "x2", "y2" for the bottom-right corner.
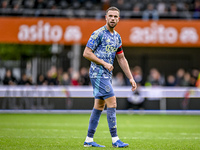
[
  {"x1": 86, "y1": 31, "x2": 101, "y2": 51},
  {"x1": 116, "y1": 34, "x2": 123, "y2": 54}
]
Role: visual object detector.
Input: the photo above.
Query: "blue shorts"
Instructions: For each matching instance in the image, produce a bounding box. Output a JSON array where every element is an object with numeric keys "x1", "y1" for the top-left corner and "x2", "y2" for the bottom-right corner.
[{"x1": 90, "y1": 78, "x2": 115, "y2": 100}]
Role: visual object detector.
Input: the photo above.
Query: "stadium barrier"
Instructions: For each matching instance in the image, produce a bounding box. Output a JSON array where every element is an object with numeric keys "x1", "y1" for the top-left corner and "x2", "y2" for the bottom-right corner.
[
  {"x1": 0, "y1": 85, "x2": 200, "y2": 98},
  {"x1": 0, "y1": 86, "x2": 200, "y2": 113}
]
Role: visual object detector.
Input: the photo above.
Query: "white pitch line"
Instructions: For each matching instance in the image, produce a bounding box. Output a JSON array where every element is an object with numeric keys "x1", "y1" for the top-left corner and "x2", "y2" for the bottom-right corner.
[
  {"x1": 1, "y1": 123, "x2": 200, "y2": 128},
  {"x1": 2, "y1": 128, "x2": 200, "y2": 136},
  {"x1": 0, "y1": 136, "x2": 199, "y2": 140}
]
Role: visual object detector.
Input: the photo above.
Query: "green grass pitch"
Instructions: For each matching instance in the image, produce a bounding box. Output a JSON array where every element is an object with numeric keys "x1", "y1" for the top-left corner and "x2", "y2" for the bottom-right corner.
[{"x1": 0, "y1": 113, "x2": 200, "y2": 150}]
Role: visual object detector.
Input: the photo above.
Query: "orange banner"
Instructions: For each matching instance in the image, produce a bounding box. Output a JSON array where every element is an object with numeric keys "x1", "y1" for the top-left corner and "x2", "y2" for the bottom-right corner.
[{"x1": 0, "y1": 17, "x2": 200, "y2": 47}]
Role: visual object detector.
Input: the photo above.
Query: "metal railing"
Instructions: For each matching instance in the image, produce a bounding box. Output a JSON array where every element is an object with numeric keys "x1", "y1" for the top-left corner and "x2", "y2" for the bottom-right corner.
[{"x1": 0, "y1": 85, "x2": 200, "y2": 110}]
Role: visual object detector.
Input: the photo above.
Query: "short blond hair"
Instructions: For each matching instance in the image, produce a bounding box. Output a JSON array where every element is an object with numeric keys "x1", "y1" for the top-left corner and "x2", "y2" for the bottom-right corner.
[{"x1": 106, "y1": 6, "x2": 120, "y2": 15}]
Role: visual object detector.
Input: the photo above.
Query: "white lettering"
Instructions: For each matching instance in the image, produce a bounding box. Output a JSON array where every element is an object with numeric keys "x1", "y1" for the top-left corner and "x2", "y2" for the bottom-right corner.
[
  {"x1": 165, "y1": 27, "x2": 178, "y2": 43},
  {"x1": 18, "y1": 25, "x2": 29, "y2": 41},
  {"x1": 129, "y1": 27, "x2": 142, "y2": 43},
  {"x1": 180, "y1": 27, "x2": 199, "y2": 43},
  {"x1": 18, "y1": 21, "x2": 83, "y2": 43},
  {"x1": 18, "y1": 20, "x2": 64, "y2": 43},
  {"x1": 64, "y1": 26, "x2": 82, "y2": 42},
  {"x1": 37, "y1": 21, "x2": 43, "y2": 41},
  {"x1": 129, "y1": 22, "x2": 178, "y2": 44},
  {"x1": 29, "y1": 25, "x2": 37, "y2": 41},
  {"x1": 157, "y1": 25, "x2": 165, "y2": 43},
  {"x1": 44, "y1": 23, "x2": 51, "y2": 42},
  {"x1": 50, "y1": 25, "x2": 62, "y2": 42}
]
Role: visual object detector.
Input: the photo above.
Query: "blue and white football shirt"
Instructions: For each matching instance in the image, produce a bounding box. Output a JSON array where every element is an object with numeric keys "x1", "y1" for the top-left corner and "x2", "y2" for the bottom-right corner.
[{"x1": 86, "y1": 25, "x2": 123, "y2": 79}]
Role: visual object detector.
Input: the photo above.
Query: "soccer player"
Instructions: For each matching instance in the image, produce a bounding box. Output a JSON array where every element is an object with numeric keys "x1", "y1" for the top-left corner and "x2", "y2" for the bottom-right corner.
[{"x1": 83, "y1": 6, "x2": 137, "y2": 148}]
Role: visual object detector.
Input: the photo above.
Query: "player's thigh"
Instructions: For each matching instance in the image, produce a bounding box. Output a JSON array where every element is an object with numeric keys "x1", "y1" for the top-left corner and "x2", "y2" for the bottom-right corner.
[
  {"x1": 94, "y1": 99, "x2": 106, "y2": 110},
  {"x1": 105, "y1": 96, "x2": 117, "y2": 108}
]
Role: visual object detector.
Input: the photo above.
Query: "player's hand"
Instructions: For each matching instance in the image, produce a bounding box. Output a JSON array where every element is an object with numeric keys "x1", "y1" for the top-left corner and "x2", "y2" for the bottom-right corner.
[
  {"x1": 104, "y1": 63, "x2": 114, "y2": 72},
  {"x1": 130, "y1": 78, "x2": 137, "y2": 91}
]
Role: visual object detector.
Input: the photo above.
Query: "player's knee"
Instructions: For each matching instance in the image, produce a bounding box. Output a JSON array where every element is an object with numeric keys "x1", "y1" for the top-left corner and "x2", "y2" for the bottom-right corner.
[
  {"x1": 113, "y1": 102, "x2": 117, "y2": 108},
  {"x1": 99, "y1": 103, "x2": 105, "y2": 109},
  {"x1": 107, "y1": 102, "x2": 117, "y2": 108},
  {"x1": 94, "y1": 103, "x2": 105, "y2": 110}
]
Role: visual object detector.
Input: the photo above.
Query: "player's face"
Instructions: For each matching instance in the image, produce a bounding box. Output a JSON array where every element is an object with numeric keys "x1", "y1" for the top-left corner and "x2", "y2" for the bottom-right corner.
[{"x1": 105, "y1": 10, "x2": 120, "y2": 29}]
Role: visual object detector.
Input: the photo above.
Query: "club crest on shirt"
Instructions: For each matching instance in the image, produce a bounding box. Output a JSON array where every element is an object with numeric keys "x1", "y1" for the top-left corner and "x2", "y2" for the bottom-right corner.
[
  {"x1": 105, "y1": 85, "x2": 111, "y2": 92},
  {"x1": 106, "y1": 39, "x2": 110, "y2": 43},
  {"x1": 103, "y1": 74, "x2": 109, "y2": 78}
]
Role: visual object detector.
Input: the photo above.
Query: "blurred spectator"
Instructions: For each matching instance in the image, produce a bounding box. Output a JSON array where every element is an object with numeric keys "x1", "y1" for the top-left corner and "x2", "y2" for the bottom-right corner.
[
  {"x1": 191, "y1": 69, "x2": 199, "y2": 80},
  {"x1": 0, "y1": 0, "x2": 199, "y2": 20},
  {"x1": 125, "y1": 66, "x2": 143, "y2": 86},
  {"x1": 114, "y1": 0, "x2": 126, "y2": 11},
  {"x1": 190, "y1": 75, "x2": 197, "y2": 86},
  {"x1": 142, "y1": 3, "x2": 159, "y2": 20},
  {"x1": 181, "y1": 2, "x2": 191, "y2": 19},
  {"x1": 46, "y1": 66, "x2": 59, "y2": 85},
  {"x1": 157, "y1": 2, "x2": 168, "y2": 14},
  {"x1": 67, "y1": 67, "x2": 74, "y2": 79},
  {"x1": 60, "y1": 72, "x2": 71, "y2": 85},
  {"x1": 176, "y1": 68, "x2": 185, "y2": 86},
  {"x1": 102, "y1": 0, "x2": 110, "y2": 11},
  {"x1": 34, "y1": 0, "x2": 46, "y2": 9},
  {"x1": 181, "y1": 72, "x2": 191, "y2": 86},
  {"x1": 18, "y1": 73, "x2": 32, "y2": 85},
  {"x1": 71, "y1": 71, "x2": 80, "y2": 86},
  {"x1": 192, "y1": 0, "x2": 200, "y2": 19},
  {"x1": 46, "y1": 0, "x2": 57, "y2": 9},
  {"x1": 57, "y1": 67, "x2": 64, "y2": 84},
  {"x1": 1, "y1": 0, "x2": 8, "y2": 8},
  {"x1": 130, "y1": 4, "x2": 142, "y2": 19},
  {"x1": 13, "y1": 2, "x2": 20, "y2": 10},
  {"x1": 183, "y1": 2, "x2": 190, "y2": 12},
  {"x1": 79, "y1": 67, "x2": 90, "y2": 85},
  {"x1": 50, "y1": 66, "x2": 58, "y2": 78},
  {"x1": 190, "y1": 69, "x2": 199, "y2": 86},
  {"x1": 131, "y1": 66, "x2": 143, "y2": 86},
  {"x1": 58, "y1": 0, "x2": 69, "y2": 9},
  {"x1": 34, "y1": 0, "x2": 46, "y2": 16},
  {"x1": 1, "y1": 66, "x2": 200, "y2": 87},
  {"x1": 3, "y1": 69, "x2": 18, "y2": 85},
  {"x1": 84, "y1": 1, "x2": 94, "y2": 10},
  {"x1": 46, "y1": 70, "x2": 54, "y2": 85},
  {"x1": 170, "y1": 3, "x2": 178, "y2": 16},
  {"x1": 146, "y1": 68, "x2": 165, "y2": 86},
  {"x1": 132, "y1": 4, "x2": 141, "y2": 14},
  {"x1": 196, "y1": 72, "x2": 200, "y2": 87},
  {"x1": 37, "y1": 74, "x2": 47, "y2": 85},
  {"x1": 166, "y1": 74, "x2": 176, "y2": 86},
  {"x1": 112, "y1": 72, "x2": 125, "y2": 86},
  {"x1": 22, "y1": 0, "x2": 35, "y2": 8}
]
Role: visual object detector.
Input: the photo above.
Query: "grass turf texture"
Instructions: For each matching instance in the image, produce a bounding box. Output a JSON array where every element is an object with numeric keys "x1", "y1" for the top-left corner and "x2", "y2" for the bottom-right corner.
[{"x1": 0, "y1": 114, "x2": 200, "y2": 150}]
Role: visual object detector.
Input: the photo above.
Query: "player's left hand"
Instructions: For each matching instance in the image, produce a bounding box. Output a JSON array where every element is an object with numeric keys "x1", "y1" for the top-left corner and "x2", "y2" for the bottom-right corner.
[{"x1": 130, "y1": 78, "x2": 137, "y2": 91}]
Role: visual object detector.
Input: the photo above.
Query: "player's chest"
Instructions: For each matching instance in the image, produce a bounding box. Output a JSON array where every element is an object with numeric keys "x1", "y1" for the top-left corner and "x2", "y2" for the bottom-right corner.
[{"x1": 101, "y1": 35, "x2": 119, "y2": 53}]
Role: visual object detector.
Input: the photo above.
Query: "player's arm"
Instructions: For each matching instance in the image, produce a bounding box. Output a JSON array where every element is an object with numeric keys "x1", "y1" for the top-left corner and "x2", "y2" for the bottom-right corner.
[
  {"x1": 116, "y1": 52, "x2": 137, "y2": 91},
  {"x1": 83, "y1": 46, "x2": 114, "y2": 72}
]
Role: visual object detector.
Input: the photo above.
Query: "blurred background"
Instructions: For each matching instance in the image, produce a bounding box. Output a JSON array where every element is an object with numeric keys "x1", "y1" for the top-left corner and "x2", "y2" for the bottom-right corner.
[{"x1": 0, "y1": 0, "x2": 200, "y2": 112}]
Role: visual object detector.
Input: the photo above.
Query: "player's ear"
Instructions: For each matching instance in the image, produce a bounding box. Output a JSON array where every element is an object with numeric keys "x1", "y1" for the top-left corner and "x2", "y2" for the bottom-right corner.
[{"x1": 117, "y1": 16, "x2": 120, "y2": 23}]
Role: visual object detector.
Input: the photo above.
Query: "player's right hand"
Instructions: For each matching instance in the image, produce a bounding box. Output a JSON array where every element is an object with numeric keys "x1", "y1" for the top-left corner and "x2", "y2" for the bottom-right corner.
[{"x1": 104, "y1": 63, "x2": 114, "y2": 72}]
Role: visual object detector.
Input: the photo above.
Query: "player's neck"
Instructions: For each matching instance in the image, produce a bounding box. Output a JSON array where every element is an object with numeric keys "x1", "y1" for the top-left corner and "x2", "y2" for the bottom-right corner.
[{"x1": 106, "y1": 24, "x2": 114, "y2": 34}]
